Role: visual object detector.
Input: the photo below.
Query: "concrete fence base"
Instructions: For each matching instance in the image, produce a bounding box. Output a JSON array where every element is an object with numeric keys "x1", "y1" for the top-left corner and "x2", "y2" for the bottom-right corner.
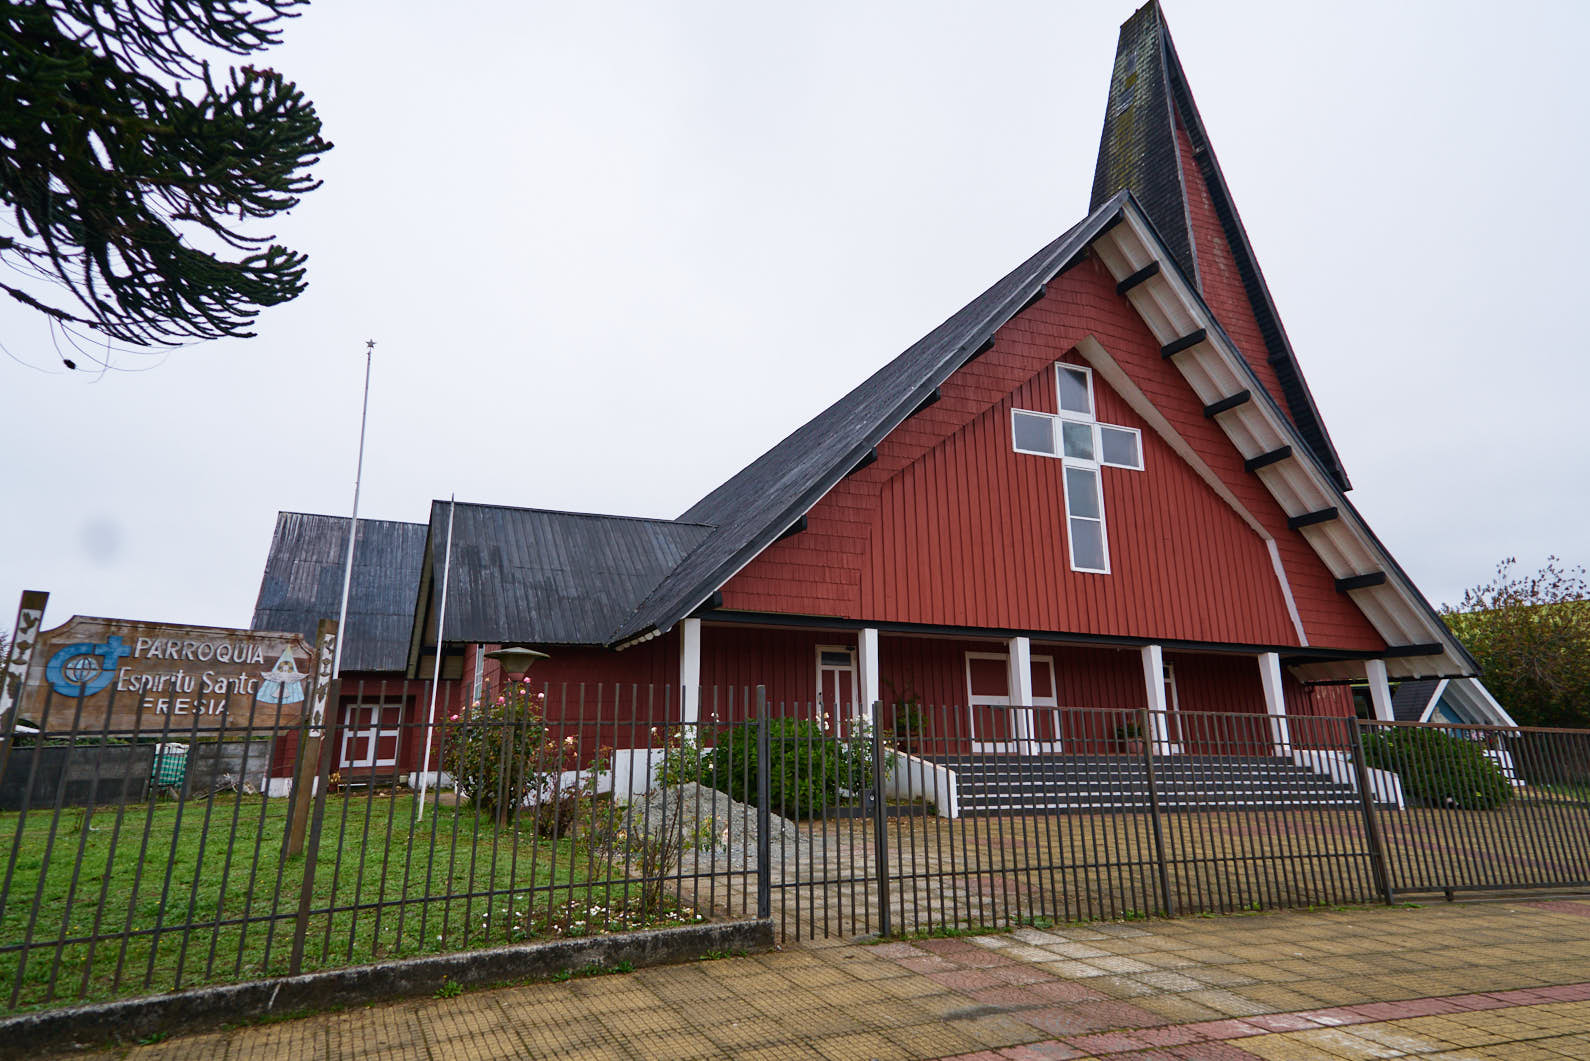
[{"x1": 0, "y1": 918, "x2": 774, "y2": 1058}]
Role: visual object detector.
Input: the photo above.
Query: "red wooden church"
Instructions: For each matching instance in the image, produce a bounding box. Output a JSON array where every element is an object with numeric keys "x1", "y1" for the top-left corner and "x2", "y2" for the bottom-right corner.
[{"x1": 253, "y1": 4, "x2": 1477, "y2": 781}]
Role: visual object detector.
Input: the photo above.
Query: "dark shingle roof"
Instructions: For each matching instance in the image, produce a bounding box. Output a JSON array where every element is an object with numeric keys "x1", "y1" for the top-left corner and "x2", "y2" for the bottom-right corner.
[
  {"x1": 609, "y1": 201, "x2": 1125, "y2": 644},
  {"x1": 1391, "y1": 679, "x2": 1439, "y2": 722},
  {"x1": 251, "y1": 512, "x2": 428, "y2": 672},
  {"x1": 421, "y1": 502, "x2": 715, "y2": 646},
  {"x1": 1091, "y1": 2, "x2": 1350, "y2": 492}
]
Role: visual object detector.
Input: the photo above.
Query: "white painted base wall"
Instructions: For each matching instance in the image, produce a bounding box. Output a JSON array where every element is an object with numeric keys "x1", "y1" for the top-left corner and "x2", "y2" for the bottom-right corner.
[
  {"x1": 1291, "y1": 749, "x2": 1405, "y2": 809},
  {"x1": 882, "y1": 750, "x2": 960, "y2": 819}
]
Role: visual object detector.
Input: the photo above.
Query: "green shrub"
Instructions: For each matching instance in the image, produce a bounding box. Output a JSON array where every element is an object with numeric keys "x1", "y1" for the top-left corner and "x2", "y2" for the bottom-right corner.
[
  {"x1": 1362, "y1": 727, "x2": 1514, "y2": 810},
  {"x1": 443, "y1": 681, "x2": 571, "y2": 824},
  {"x1": 670, "y1": 719, "x2": 877, "y2": 820}
]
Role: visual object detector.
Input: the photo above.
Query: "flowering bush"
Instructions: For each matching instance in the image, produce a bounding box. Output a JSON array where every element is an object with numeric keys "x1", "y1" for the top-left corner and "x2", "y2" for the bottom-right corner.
[{"x1": 442, "y1": 680, "x2": 579, "y2": 824}]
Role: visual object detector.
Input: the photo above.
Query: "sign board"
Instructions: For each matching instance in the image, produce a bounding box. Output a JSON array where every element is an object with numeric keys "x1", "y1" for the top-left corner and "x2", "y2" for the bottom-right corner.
[{"x1": 18, "y1": 616, "x2": 315, "y2": 734}]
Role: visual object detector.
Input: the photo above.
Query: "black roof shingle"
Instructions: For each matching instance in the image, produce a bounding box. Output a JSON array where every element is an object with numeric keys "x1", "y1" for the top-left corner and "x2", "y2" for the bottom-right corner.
[
  {"x1": 251, "y1": 512, "x2": 428, "y2": 672},
  {"x1": 417, "y1": 502, "x2": 715, "y2": 647}
]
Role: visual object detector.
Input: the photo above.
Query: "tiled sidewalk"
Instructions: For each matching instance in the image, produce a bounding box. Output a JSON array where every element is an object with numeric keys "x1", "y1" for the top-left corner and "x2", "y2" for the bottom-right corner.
[{"x1": 50, "y1": 899, "x2": 1590, "y2": 1059}]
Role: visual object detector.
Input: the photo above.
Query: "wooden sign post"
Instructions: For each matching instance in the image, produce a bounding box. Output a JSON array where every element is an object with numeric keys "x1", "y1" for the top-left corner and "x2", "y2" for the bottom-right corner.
[
  {"x1": 286, "y1": 620, "x2": 338, "y2": 857},
  {"x1": 0, "y1": 590, "x2": 49, "y2": 784}
]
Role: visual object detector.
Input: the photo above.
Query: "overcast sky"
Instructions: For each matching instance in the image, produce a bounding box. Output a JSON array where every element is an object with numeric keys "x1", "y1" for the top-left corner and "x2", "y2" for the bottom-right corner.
[{"x1": 3, "y1": 1, "x2": 1587, "y2": 636}]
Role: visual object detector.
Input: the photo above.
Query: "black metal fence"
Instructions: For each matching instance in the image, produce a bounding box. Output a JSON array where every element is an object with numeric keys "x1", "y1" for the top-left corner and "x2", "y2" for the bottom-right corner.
[{"x1": 3, "y1": 679, "x2": 1589, "y2": 1013}]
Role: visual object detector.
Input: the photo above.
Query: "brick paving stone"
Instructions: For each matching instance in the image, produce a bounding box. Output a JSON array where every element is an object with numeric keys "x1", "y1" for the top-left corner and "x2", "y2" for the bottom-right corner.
[
  {"x1": 49, "y1": 902, "x2": 1590, "y2": 1061},
  {"x1": 1065, "y1": 1030, "x2": 1156, "y2": 1053},
  {"x1": 997, "y1": 1042, "x2": 1087, "y2": 1059}
]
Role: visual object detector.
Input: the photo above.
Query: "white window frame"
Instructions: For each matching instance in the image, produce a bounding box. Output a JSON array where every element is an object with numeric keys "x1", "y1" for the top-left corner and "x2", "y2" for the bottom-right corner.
[
  {"x1": 1057, "y1": 363, "x2": 1095, "y2": 417},
  {"x1": 964, "y1": 651, "x2": 1058, "y2": 753},
  {"x1": 815, "y1": 644, "x2": 857, "y2": 732},
  {"x1": 339, "y1": 699, "x2": 401, "y2": 769},
  {"x1": 1008, "y1": 361, "x2": 1143, "y2": 576},
  {"x1": 1011, "y1": 409, "x2": 1059, "y2": 457},
  {"x1": 1099, "y1": 423, "x2": 1144, "y2": 470},
  {"x1": 1062, "y1": 463, "x2": 1110, "y2": 574}
]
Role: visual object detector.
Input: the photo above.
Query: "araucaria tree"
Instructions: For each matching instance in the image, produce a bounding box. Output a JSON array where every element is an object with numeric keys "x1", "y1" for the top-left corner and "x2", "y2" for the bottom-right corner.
[
  {"x1": 0, "y1": 1, "x2": 331, "y2": 346},
  {"x1": 1443, "y1": 557, "x2": 1590, "y2": 728}
]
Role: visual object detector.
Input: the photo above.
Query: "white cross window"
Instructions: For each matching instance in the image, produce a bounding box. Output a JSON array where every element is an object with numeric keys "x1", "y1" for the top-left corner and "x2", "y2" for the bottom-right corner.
[{"x1": 1011, "y1": 363, "x2": 1144, "y2": 574}]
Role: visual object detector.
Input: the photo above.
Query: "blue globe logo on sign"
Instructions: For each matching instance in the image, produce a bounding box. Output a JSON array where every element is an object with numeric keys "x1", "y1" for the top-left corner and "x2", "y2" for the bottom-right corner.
[{"x1": 45, "y1": 637, "x2": 133, "y2": 698}]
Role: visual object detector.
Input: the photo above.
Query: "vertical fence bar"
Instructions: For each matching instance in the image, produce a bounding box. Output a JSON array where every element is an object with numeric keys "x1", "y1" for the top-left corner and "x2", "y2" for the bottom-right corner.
[
  {"x1": 755, "y1": 687, "x2": 771, "y2": 921},
  {"x1": 869, "y1": 700, "x2": 890, "y2": 937},
  {"x1": 1349, "y1": 720, "x2": 1394, "y2": 905},
  {"x1": 1141, "y1": 708, "x2": 1175, "y2": 917}
]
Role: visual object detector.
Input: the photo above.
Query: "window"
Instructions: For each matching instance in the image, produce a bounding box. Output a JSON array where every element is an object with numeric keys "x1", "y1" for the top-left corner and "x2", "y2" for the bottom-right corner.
[
  {"x1": 1063, "y1": 466, "x2": 1107, "y2": 572},
  {"x1": 1009, "y1": 361, "x2": 1144, "y2": 574},
  {"x1": 1058, "y1": 365, "x2": 1093, "y2": 415},
  {"x1": 1099, "y1": 425, "x2": 1142, "y2": 469},
  {"x1": 1061, "y1": 420, "x2": 1095, "y2": 460},
  {"x1": 1012, "y1": 410, "x2": 1057, "y2": 455}
]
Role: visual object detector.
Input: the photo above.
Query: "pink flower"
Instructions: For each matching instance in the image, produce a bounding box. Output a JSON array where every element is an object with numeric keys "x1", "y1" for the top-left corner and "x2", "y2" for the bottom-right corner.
[
  {"x1": 449, "y1": 714, "x2": 459, "y2": 721},
  {"x1": 496, "y1": 696, "x2": 506, "y2": 705}
]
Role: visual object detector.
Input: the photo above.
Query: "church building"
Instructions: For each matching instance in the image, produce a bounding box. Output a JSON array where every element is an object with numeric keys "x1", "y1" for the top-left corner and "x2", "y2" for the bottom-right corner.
[{"x1": 252, "y1": 4, "x2": 1480, "y2": 779}]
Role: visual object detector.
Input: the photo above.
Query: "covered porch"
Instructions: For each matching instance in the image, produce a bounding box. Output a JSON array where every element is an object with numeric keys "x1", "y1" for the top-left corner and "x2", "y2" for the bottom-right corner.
[{"x1": 668, "y1": 617, "x2": 1379, "y2": 760}]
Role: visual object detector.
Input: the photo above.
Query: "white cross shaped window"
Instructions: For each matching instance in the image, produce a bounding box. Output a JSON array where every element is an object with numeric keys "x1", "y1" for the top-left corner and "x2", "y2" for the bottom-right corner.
[{"x1": 1011, "y1": 363, "x2": 1144, "y2": 574}]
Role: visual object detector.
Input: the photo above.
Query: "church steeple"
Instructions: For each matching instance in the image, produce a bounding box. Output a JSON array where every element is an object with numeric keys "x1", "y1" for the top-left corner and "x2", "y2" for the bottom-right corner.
[{"x1": 1092, "y1": 2, "x2": 1351, "y2": 491}]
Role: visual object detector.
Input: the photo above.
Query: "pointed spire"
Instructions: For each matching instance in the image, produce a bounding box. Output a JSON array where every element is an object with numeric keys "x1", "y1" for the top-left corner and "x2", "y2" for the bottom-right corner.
[
  {"x1": 1091, "y1": 2, "x2": 1351, "y2": 491},
  {"x1": 1091, "y1": 2, "x2": 1197, "y2": 284}
]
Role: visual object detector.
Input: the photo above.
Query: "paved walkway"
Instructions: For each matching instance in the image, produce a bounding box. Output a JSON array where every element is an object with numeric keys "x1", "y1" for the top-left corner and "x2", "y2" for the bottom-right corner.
[{"x1": 55, "y1": 899, "x2": 1590, "y2": 1059}]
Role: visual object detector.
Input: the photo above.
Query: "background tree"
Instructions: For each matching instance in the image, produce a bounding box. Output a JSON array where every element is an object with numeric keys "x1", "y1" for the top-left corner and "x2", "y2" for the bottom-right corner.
[
  {"x1": 0, "y1": 1, "x2": 331, "y2": 348},
  {"x1": 1443, "y1": 557, "x2": 1590, "y2": 728}
]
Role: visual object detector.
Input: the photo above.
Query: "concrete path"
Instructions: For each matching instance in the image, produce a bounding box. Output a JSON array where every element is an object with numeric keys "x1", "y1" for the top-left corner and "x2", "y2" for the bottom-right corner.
[{"x1": 55, "y1": 899, "x2": 1590, "y2": 1059}]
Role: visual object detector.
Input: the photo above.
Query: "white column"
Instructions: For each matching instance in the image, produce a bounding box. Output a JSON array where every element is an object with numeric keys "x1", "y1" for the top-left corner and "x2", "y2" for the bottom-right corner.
[
  {"x1": 679, "y1": 618, "x2": 701, "y2": 727},
  {"x1": 1365, "y1": 658, "x2": 1394, "y2": 722},
  {"x1": 857, "y1": 627, "x2": 881, "y2": 729},
  {"x1": 1140, "y1": 644, "x2": 1174, "y2": 754},
  {"x1": 1258, "y1": 651, "x2": 1291, "y2": 756},
  {"x1": 1007, "y1": 636, "x2": 1034, "y2": 752}
]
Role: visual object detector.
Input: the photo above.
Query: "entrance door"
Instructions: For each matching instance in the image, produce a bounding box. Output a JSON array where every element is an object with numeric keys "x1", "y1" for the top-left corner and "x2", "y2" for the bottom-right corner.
[
  {"x1": 816, "y1": 646, "x2": 857, "y2": 735},
  {"x1": 339, "y1": 701, "x2": 401, "y2": 771}
]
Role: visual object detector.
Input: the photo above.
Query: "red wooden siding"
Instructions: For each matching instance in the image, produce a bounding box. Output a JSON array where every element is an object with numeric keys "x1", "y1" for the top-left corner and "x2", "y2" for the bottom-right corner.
[
  {"x1": 719, "y1": 254, "x2": 1384, "y2": 653},
  {"x1": 859, "y1": 356, "x2": 1299, "y2": 642},
  {"x1": 1175, "y1": 118, "x2": 1292, "y2": 424}
]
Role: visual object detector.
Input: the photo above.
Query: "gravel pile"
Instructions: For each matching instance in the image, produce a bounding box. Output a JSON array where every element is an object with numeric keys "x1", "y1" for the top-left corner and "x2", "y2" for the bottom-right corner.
[{"x1": 623, "y1": 782, "x2": 800, "y2": 870}]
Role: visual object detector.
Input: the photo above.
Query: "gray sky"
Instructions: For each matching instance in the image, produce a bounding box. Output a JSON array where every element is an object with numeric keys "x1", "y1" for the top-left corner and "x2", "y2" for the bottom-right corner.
[{"x1": 3, "y1": 1, "x2": 1587, "y2": 634}]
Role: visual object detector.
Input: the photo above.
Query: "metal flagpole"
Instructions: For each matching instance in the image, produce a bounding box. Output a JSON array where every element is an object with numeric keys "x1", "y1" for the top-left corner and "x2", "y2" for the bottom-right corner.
[
  {"x1": 332, "y1": 339, "x2": 376, "y2": 679},
  {"x1": 416, "y1": 495, "x2": 456, "y2": 820},
  {"x1": 332, "y1": 340, "x2": 375, "y2": 680}
]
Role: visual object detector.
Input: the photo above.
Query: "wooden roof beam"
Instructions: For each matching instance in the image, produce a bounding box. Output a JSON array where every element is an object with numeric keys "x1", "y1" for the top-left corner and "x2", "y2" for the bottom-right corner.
[
  {"x1": 846, "y1": 448, "x2": 878, "y2": 477},
  {"x1": 1287, "y1": 507, "x2": 1339, "y2": 530},
  {"x1": 1202, "y1": 390, "x2": 1252, "y2": 418},
  {"x1": 1160, "y1": 328, "x2": 1207, "y2": 359},
  {"x1": 1335, "y1": 572, "x2": 1388, "y2": 593},
  {"x1": 774, "y1": 515, "x2": 807, "y2": 542},
  {"x1": 1115, "y1": 261, "x2": 1160, "y2": 295},
  {"x1": 1243, "y1": 446, "x2": 1292, "y2": 473},
  {"x1": 1382, "y1": 643, "x2": 1445, "y2": 658}
]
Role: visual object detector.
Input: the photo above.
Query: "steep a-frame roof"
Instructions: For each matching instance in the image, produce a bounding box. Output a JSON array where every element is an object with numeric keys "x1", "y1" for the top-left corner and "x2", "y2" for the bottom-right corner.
[
  {"x1": 1091, "y1": 2, "x2": 1350, "y2": 492},
  {"x1": 609, "y1": 207, "x2": 1120, "y2": 645},
  {"x1": 610, "y1": 187, "x2": 1476, "y2": 682}
]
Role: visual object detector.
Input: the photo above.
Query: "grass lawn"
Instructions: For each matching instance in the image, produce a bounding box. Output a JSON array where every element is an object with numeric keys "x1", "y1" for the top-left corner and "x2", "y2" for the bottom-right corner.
[{"x1": 0, "y1": 791, "x2": 688, "y2": 1012}]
